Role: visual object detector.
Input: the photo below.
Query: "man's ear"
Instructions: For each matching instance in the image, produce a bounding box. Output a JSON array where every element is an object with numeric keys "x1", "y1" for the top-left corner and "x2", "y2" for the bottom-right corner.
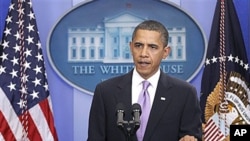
[
  {"x1": 163, "y1": 46, "x2": 171, "y2": 59},
  {"x1": 129, "y1": 41, "x2": 133, "y2": 54}
]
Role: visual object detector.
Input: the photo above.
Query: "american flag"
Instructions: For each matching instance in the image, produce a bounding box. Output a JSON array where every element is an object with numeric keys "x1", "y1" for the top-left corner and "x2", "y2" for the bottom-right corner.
[
  {"x1": 203, "y1": 114, "x2": 225, "y2": 141},
  {"x1": 200, "y1": 0, "x2": 250, "y2": 140},
  {"x1": 0, "y1": 0, "x2": 58, "y2": 140}
]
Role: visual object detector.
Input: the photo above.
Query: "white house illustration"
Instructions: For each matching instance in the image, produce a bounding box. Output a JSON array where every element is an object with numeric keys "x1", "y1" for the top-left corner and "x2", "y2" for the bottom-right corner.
[{"x1": 68, "y1": 12, "x2": 186, "y2": 63}]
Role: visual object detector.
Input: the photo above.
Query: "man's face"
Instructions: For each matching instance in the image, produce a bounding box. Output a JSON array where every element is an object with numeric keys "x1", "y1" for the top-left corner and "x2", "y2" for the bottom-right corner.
[{"x1": 130, "y1": 29, "x2": 170, "y2": 79}]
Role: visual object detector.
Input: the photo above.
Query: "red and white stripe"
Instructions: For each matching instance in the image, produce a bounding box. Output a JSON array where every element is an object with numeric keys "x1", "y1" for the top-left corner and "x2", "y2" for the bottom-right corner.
[
  {"x1": 204, "y1": 118, "x2": 225, "y2": 141},
  {"x1": 0, "y1": 88, "x2": 58, "y2": 141}
]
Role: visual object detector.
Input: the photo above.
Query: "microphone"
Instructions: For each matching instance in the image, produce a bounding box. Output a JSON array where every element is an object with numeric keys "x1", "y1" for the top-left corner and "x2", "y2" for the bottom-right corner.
[
  {"x1": 132, "y1": 103, "x2": 141, "y2": 128},
  {"x1": 116, "y1": 103, "x2": 125, "y2": 127}
]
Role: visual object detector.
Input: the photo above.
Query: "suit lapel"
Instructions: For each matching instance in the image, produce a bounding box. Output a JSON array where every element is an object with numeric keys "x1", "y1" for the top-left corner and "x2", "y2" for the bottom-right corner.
[
  {"x1": 114, "y1": 71, "x2": 133, "y2": 118},
  {"x1": 143, "y1": 72, "x2": 174, "y2": 140}
]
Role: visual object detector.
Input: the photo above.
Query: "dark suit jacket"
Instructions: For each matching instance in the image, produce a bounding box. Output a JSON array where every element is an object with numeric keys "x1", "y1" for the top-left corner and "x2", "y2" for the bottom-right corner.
[{"x1": 87, "y1": 69, "x2": 202, "y2": 141}]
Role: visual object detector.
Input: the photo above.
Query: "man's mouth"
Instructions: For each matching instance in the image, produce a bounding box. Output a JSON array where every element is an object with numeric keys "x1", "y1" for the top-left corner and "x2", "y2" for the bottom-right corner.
[{"x1": 138, "y1": 61, "x2": 150, "y2": 66}]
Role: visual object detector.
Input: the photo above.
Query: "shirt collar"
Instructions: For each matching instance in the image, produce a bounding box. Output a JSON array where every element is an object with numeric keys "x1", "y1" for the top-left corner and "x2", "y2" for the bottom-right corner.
[{"x1": 132, "y1": 68, "x2": 160, "y2": 89}]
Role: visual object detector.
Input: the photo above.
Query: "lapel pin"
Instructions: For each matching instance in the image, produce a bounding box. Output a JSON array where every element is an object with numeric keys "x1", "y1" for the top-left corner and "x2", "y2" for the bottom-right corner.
[{"x1": 160, "y1": 97, "x2": 166, "y2": 101}]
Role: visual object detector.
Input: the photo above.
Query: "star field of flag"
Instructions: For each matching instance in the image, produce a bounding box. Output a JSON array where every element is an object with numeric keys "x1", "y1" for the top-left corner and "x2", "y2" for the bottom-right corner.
[{"x1": 0, "y1": 0, "x2": 49, "y2": 116}]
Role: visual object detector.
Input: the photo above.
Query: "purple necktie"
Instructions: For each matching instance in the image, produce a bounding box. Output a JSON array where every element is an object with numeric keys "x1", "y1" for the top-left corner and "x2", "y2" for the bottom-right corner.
[{"x1": 136, "y1": 80, "x2": 151, "y2": 141}]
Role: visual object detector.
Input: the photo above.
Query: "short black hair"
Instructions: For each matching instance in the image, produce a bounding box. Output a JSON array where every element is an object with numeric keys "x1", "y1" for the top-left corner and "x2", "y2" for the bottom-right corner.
[{"x1": 132, "y1": 20, "x2": 169, "y2": 47}]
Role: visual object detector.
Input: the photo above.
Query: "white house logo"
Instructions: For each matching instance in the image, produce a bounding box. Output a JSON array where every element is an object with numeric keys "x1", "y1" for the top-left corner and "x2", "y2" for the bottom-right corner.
[{"x1": 47, "y1": 0, "x2": 206, "y2": 95}]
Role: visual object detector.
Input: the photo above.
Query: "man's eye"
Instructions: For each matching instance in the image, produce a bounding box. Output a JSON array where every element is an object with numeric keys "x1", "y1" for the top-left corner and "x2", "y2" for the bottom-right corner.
[
  {"x1": 149, "y1": 45, "x2": 157, "y2": 49},
  {"x1": 135, "y1": 44, "x2": 142, "y2": 48}
]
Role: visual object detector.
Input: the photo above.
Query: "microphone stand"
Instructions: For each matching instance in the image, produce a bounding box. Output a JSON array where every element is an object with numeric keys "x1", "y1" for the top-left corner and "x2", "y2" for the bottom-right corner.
[
  {"x1": 116, "y1": 103, "x2": 141, "y2": 141},
  {"x1": 117, "y1": 120, "x2": 139, "y2": 141}
]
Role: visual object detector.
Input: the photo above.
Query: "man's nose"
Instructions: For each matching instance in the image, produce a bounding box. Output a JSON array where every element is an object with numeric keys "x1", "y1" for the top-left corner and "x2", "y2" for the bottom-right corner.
[{"x1": 141, "y1": 47, "x2": 148, "y2": 57}]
